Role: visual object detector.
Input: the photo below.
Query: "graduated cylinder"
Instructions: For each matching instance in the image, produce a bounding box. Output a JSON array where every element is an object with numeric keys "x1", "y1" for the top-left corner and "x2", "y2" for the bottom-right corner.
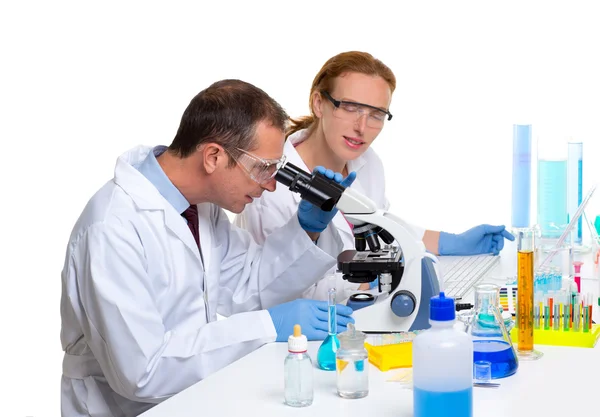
[{"x1": 515, "y1": 228, "x2": 543, "y2": 360}]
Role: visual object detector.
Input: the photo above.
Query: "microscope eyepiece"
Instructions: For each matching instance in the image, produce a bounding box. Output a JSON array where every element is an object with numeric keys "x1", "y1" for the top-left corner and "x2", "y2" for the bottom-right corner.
[{"x1": 275, "y1": 162, "x2": 346, "y2": 212}]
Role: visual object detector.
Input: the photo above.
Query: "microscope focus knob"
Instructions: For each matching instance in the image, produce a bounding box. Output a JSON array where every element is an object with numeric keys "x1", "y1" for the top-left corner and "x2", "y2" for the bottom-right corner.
[{"x1": 390, "y1": 291, "x2": 416, "y2": 317}]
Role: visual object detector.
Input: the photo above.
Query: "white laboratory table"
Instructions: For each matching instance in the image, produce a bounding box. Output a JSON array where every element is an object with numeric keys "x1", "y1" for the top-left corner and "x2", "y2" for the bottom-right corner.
[{"x1": 141, "y1": 243, "x2": 600, "y2": 417}]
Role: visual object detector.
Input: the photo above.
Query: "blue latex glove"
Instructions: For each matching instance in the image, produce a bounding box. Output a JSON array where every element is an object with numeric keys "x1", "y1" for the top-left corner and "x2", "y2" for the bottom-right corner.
[
  {"x1": 369, "y1": 278, "x2": 379, "y2": 289},
  {"x1": 267, "y1": 299, "x2": 354, "y2": 342},
  {"x1": 297, "y1": 166, "x2": 357, "y2": 233},
  {"x1": 438, "y1": 224, "x2": 515, "y2": 256}
]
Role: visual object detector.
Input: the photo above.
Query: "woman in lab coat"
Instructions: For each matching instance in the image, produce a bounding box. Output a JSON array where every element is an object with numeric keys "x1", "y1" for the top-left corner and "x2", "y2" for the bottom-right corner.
[{"x1": 235, "y1": 51, "x2": 514, "y2": 301}]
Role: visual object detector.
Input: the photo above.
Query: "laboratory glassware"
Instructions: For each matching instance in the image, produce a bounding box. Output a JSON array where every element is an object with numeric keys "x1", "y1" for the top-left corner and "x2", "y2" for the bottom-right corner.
[
  {"x1": 465, "y1": 283, "x2": 519, "y2": 379},
  {"x1": 284, "y1": 324, "x2": 313, "y2": 407},
  {"x1": 567, "y1": 142, "x2": 583, "y2": 246},
  {"x1": 317, "y1": 287, "x2": 340, "y2": 370},
  {"x1": 512, "y1": 124, "x2": 532, "y2": 229},
  {"x1": 537, "y1": 136, "x2": 568, "y2": 241},
  {"x1": 516, "y1": 228, "x2": 543, "y2": 360},
  {"x1": 336, "y1": 323, "x2": 369, "y2": 399}
]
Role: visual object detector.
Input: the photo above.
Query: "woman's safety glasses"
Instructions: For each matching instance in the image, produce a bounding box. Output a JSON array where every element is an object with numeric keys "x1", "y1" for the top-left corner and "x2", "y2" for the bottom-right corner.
[
  {"x1": 321, "y1": 90, "x2": 392, "y2": 129},
  {"x1": 227, "y1": 148, "x2": 287, "y2": 185}
]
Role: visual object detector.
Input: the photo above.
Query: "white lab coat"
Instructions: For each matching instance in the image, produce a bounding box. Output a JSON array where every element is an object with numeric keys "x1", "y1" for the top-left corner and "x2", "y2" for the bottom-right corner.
[
  {"x1": 60, "y1": 145, "x2": 336, "y2": 417},
  {"x1": 235, "y1": 130, "x2": 425, "y2": 301}
]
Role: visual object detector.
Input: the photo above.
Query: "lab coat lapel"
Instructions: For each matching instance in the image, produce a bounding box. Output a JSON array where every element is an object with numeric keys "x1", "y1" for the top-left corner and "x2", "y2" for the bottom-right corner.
[
  {"x1": 196, "y1": 203, "x2": 213, "y2": 271},
  {"x1": 113, "y1": 148, "x2": 203, "y2": 265},
  {"x1": 163, "y1": 209, "x2": 204, "y2": 265}
]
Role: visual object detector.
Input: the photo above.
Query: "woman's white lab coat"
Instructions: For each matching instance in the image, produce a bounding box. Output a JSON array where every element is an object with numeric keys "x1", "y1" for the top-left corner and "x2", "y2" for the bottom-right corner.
[
  {"x1": 235, "y1": 130, "x2": 425, "y2": 302},
  {"x1": 60, "y1": 145, "x2": 336, "y2": 417}
]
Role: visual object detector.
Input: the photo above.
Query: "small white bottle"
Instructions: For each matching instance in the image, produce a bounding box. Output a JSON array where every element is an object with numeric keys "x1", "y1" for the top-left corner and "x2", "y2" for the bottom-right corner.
[
  {"x1": 413, "y1": 292, "x2": 473, "y2": 417},
  {"x1": 284, "y1": 324, "x2": 314, "y2": 407}
]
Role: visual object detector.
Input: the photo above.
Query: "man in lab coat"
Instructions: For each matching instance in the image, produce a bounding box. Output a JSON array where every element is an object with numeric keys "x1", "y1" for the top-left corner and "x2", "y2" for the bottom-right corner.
[{"x1": 60, "y1": 79, "x2": 355, "y2": 417}]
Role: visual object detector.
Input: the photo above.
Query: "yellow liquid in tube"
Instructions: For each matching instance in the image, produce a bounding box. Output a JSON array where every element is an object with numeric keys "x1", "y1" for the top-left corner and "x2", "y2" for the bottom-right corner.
[{"x1": 517, "y1": 250, "x2": 534, "y2": 351}]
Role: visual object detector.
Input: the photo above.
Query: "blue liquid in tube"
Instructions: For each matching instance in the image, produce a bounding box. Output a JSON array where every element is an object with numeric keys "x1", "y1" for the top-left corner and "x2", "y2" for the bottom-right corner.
[
  {"x1": 317, "y1": 292, "x2": 339, "y2": 370},
  {"x1": 567, "y1": 143, "x2": 583, "y2": 244},
  {"x1": 537, "y1": 159, "x2": 567, "y2": 238},
  {"x1": 511, "y1": 124, "x2": 532, "y2": 228}
]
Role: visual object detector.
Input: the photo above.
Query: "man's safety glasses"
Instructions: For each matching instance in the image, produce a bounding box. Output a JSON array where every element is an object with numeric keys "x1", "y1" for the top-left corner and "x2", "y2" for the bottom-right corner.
[
  {"x1": 321, "y1": 90, "x2": 393, "y2": 129},
  {"x1": 226, "y1": 148, "x2": 287, "y2": 185}
]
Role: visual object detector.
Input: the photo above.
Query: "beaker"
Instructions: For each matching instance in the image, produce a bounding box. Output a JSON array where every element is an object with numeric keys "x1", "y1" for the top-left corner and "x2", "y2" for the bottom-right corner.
[
  {"x1": 336, "y1": 323, "x2": 368, "y2": 399},
  {"x1": 317, "y1": 287, "x2": 340, "y2": 370},
  {"x1": 467, "y1": 283, "x2": 519, "y2": 379}
]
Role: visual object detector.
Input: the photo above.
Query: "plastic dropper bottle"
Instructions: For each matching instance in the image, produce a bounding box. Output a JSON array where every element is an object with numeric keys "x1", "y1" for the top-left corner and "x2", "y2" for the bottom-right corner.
[
  {"x1": 284, "y1": 324, "x2": 313, "y2": 407},
  {"x1": 413, "y1": 292, "x2": 473, "y2": 417}
]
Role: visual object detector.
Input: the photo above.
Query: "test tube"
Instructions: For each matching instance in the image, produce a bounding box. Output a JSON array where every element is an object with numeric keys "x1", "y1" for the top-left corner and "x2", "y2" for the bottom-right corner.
[
  {"x1": 516, "y1": 228, "x2": 543, "y2": 359},
  {"x1": 564, "y1": 296, "x2": 570, "y2": 332},
  {"x1": 573, "y1": 296, "x2": 580, "y2": 332},
  {"x1": 567, "y1": 142, "x2": 583, "y2": 245}
]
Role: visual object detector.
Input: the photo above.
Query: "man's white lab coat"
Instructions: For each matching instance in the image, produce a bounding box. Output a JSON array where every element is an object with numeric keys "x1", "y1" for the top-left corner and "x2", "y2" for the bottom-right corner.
[{"x1": 60, "y1": 145, "x2": 336, "y2": 416}]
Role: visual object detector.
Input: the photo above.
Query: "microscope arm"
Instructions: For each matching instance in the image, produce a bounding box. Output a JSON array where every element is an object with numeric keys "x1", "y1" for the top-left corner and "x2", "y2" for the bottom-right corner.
[{"x1": 335, "y1": 187, "x2": 427, "y2": 264}]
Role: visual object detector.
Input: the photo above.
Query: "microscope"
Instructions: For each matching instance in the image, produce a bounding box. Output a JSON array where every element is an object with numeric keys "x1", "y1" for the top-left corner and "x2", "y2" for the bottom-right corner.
[{"x1": 275, "y1": 163, "x2": 440, "y2": 333}]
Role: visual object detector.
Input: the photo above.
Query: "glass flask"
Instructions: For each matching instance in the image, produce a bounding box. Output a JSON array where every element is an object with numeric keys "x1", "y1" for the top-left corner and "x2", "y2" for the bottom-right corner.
[
  {"x1": 461, "y1": 283, "x2": 519, "y2": 379},
  {"x1": 336, "y1": 323, "x2": 369, "y2": 399},
  {"x1": 317, "y1": 287, "x2": 340, "y2": 370}
]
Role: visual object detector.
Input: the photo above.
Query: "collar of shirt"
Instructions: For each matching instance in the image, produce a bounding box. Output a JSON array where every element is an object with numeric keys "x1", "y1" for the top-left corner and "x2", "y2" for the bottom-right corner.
[{"x1": 136, "y1": 145, "x2": 190, "y2": 214}]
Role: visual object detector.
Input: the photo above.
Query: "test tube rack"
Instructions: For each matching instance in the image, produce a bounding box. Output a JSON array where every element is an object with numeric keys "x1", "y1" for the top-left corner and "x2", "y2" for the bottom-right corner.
[{"x1": 510, "y1": 325, "x2": 600, "y2": 348}]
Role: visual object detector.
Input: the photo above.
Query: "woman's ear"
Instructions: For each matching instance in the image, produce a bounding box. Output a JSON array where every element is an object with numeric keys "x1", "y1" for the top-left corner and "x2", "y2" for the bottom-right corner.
[{"x1": 312, "y1": 91, "x2": 323, "y2": 119}]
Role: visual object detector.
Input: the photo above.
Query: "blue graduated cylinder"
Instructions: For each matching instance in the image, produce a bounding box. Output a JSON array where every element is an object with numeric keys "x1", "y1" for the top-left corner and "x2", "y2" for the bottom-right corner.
[
  {"x1": 538, "y1": 159, "x2": 568, "y2": 238},
  {"x1": 511, "y1": 124, "x2": 532, "y2": 229}
]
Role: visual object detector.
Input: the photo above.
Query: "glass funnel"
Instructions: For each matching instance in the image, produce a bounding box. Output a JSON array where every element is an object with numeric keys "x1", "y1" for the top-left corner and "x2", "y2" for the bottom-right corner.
[
  {"x1": 317, "y1": 287, "x2": 340, "y2": 370},
  {"x1": 463, "y1": 283, "x2": 519, "y2": 379}
]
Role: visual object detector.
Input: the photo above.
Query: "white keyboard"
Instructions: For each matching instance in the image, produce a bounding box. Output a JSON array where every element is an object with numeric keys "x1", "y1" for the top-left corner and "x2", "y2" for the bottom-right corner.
[{"x1": 437, "y1": 255, "x2": 500, "y2": 299}]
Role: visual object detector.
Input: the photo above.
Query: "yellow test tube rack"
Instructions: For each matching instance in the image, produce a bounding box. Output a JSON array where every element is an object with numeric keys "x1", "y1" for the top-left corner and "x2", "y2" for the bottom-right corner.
[
  {"x1": 364, "y1": 341, "x2": 413, "y2": 371},
  {"x1": 510, "y1": 324, "x2": 600, "y2": 348}
]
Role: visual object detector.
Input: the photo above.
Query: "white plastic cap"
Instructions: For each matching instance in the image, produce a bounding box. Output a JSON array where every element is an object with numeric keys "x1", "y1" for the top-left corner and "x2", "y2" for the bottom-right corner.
[{"x1": 288, "y1": 324, "x2": 308, "y2": 353}]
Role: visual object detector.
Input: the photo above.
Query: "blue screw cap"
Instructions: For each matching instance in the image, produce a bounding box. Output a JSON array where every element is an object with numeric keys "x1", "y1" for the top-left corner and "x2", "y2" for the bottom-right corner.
[{"x1": 430, "y1": 292, "x2": 456, "y2": 321}]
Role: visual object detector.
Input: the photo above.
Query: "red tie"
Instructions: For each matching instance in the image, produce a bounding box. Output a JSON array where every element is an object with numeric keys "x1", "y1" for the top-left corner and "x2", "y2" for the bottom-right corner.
[{"x1": 182, "y1": 205, "x2": 200, "y2": 249}]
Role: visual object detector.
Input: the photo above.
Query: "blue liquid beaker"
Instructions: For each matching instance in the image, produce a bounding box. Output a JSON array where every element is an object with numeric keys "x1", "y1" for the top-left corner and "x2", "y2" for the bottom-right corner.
[
  {"x1": 317, "y1": 288, "x2": 339, "y2": 370},
  {"x1": 473, "y1": 340, "x2": 518, "y2": 379},
  {"x1": 467, "y1": 284, "x2": 519, "y2": 379}
]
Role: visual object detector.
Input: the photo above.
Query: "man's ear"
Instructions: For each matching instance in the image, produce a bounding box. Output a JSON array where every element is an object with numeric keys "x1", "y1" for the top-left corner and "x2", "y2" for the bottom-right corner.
[
  {"x1": 201, "y1": 144, "x2": 226, "y2": 174},
  {"x1": 312, "y1": 91, "x2": 323, "y2": 118}
]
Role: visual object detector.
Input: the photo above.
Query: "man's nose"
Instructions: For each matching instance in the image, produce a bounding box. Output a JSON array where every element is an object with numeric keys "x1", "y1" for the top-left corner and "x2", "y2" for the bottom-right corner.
[{"x1": 262, "y1": 177, "x2": 277, "y2": 192}]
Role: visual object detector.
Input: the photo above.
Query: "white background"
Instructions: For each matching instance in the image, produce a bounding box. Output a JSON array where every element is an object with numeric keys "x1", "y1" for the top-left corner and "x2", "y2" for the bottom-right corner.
[{"x1": 1, "y1": 1, "x2": 599, "y2": 416}]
